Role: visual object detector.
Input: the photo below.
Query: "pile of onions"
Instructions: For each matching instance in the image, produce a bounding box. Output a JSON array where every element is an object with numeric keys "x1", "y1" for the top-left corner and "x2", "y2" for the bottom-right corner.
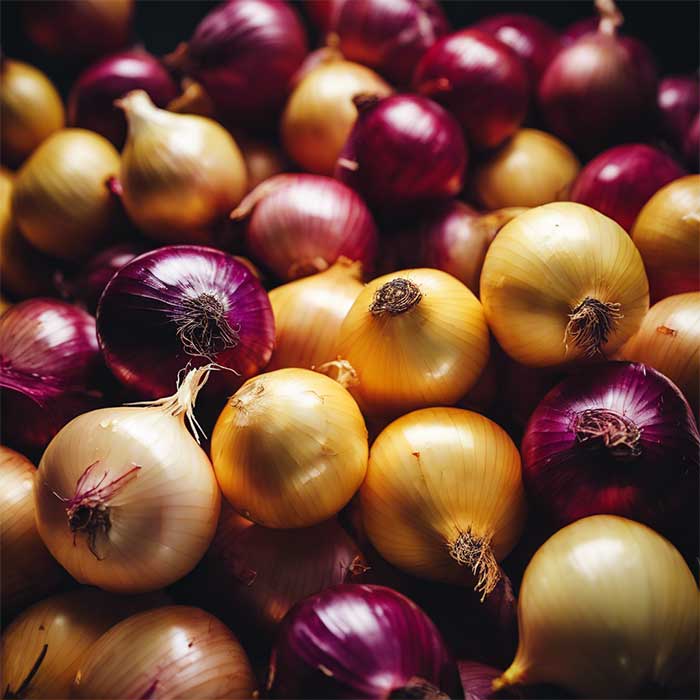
[
  {"x1": 657, "y1": 75, "x2": 699, "y2": 155},
  {"x1": 414, "y1": 29, "x2": 529, "y2": 149},
  {"x1": 237, "y1": 135, "x2": 289, "y2": 193},
  {"x1": 0, "y1": 58, "x2": 64, "y2": 167},
  {"x1": 68, "y1": 49, "x2": 179, "y2": 149},
  {"x1": 231, "y1": 174, "x2": 378, "y2": 280},
  {"x1": 631, "y1": 174, "x2": 700, "y2": 301},
  {"x1": 339, "y1": 268, "x2": 489, "y2": 418},
  {"x1": 361, "y1": 407, "x2": 526, "y2": 596},
  {"x1": 97, "y1": 246, "x2": 274, "y2": 399},
  {"x1": 335, "y1": 94, "x2": 467, "y2": 211},
  {"x1": 473, "y1": 129, "x2": 580, "y2": 209},
  {"x1": 282, "y1": 59, "x2": 391, "y2": 175},
  {"x1": 268, "y1": 584, "x2": 460, "y2": 699},
  {"x1": 12, "y1": 129, "x2": 120, "y2": 261},
  {"x1": 570, "y1": 144, "x2": 686, "y2": 232},
  {"x1": 481, "y1": 202, "x2": 649, "y2": 367},
  {"x1": 494, "y1": 515, "x2": 699, "y2": 697},
  {"x1": 72, "y1": 606, "x2": 256, "y2": 699},
  {"x1": 117, "y1": 90, "x2": 247, "y2": 244},
  {"x1": 35, "y1": 366, "x2": 221, "y2": 593},
  {"x1": 521, "y1": 362, "x2": 699, "y2": 538},
  {"x1": 0, "y1": 299, "x2": 103, "y2": 456},
  {"x1": 211, "y1": 368, "x2": 368, "y2": 528}
]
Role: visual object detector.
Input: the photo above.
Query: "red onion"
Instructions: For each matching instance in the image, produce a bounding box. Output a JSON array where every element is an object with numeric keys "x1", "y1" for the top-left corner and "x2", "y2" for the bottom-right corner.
[
  {"x1": 657, "y1": 75, "x2": 699, "y2": 154},
  {"x1": 268, "y1": 584, "x2": 460, "y2": 699},
  {"x1": 0, "y1": 299, "x2": 103, "y2": 457},
  {"x1": 97, "y1": 245, "x2": 274, "y2": 399},
  {"x1": 232, "y1": 174, "x2": 378, "y2": 281},
  {"x1": 302, "y1": 0, "x2": 340, "y2": 32},
  {"x1": 560, "y1": 17, "x2": 599, "y2": 46},
  {"x1": 168, "y1": 0, "x2": 308, "y2": 126},
  {"x1": 327, "y1": 0, "x2": 449, "y2": 87},
  {"x1": 521, "y1": 362, "x2": 700, "y2": 542},
  {"x1": 570, "y1": 144, "x2": 686, "y2": 232},
  {"x1": 68, "y1": 50, "x2": 179, "y2": 149},
  {"x1": 335, "y1": 94, "x2": 467, "y2": 212},
  {"x1": 684, "y1": 114, "x2": 700, "y2": 171}
]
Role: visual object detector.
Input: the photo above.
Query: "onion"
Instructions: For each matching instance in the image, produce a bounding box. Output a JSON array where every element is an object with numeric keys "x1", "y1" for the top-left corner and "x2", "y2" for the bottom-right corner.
[
  {"x1": 97, "y1": 245, "x2": 274, "y2": 400},
  {"x1": 282, "y1": 59, "x2": 392, "y2": 175},
  {"x1": 166, "y1": 79, "x2": 218, "y2": 119},
  {"x1": 336, "y1": 94, "x2": 467, "y2": 212},
  {"x1": 237, "y1": 135, "x2": 289, "y2": 193},
  {"x1": 232, "y1": 174, "x2": 378, "y2": 280},
  {"x1": 0, "y1": 299, "x2": 103, "y2": 457},
  {"x1": 117, "y1": 90, "x2": 247, "y2": 244},
  {"x1": 302, "y1": 0, "x2": 339, "y2": 32},
  {"x1": 211, "y1": 368, "x2": 368, "y2": 528},
  {"x1": 72, "y1": 606, "x2": 256, "y2": 699},
  {"x1": 560, "y1": 17, "x2": 599, "y2": 46},
  {"x1": 35, "y1": 366, "x2": 221, "y2": 593},
  {"x1": 473, "y1": 129, "x2": 580, "y2": 209},
  {"x1": 268, "y1": 584, "x2": 460, "y2": 698},
  {"x1": 481, "y1": 202, "x2": 649, "y2": 367},
  {"x1": 68, "y1": 50, "x2": 179, "y2": 149},
  {"x1": 570, "y1": 144, "x2": 686, "y2": 232},
  {"x1": 414, "y1": 29, "x2": 529, "y2": 149},
  {"x1": 657, "y1": 75, "x2": 699, "y2": 154},
  {"x1": 327, "y1": 0, "x2": 449, "y2": 86},
  {"x1": 0, "y1": 58, "x2": 64, "y2": 167},
  {"x1": 12, "y1": 129, "x2": 120, "y2": 261},
  {"x1": 494, "y1": 515, "x2": 699, "y2": 697},
  {"x1": 684, "y1": 113, "x2": 700, "y2": 171}
]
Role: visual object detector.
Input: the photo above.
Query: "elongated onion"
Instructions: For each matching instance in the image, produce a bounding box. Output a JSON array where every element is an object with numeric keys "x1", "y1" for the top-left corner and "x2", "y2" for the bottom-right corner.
[
  {"x1": 361, "y1": 407, "x2": 526, "y2": 597},
  {"x1": 72, "y1": 606, "x2": 256, "y2": 699},
  {"x1": 338, "y1": 268, "x2": 490, "y2": 419},
  {"x1": 481, "y1": 202, "x2": 649, "y2": 367},
  {"x1": 212, "y1": 368, "x2": 368, "y2": 529},
  {"x1": 494, "y1": 515, "x2": 699, "y2": 697},
  {"x1": 34, "y1": 366, "x2": 221, "y2": 593}
]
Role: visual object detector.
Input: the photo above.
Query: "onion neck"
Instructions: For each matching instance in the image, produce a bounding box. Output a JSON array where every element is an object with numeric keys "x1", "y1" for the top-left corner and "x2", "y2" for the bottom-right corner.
[
  {"x1": 573, "y1": 408, "x2": 642, "y2": 459},
  {"x1": 564, "y1": 297, "x2": 623, "y2": 358},
  {"x1": 353, "y1": 93, "x2": 381, "y2": 114},
  {"x1": 595, "y1": 0, "x2": 623, "y2": 36},
  {"x1": 370, "y1": 278, "x2": 422, "y2": 316},
  {"x1": 388, "y1": 678, "x2": 449, "y2": 700},
  {"x1": 448, "y1": 529, "x2": 500, "y2": 600},
  {"x1": 115, "y1": 89, "x2": 171, "y2": 133},
  {"x1": 314, "y1": 359, "x2": 359, "y2": 389}
]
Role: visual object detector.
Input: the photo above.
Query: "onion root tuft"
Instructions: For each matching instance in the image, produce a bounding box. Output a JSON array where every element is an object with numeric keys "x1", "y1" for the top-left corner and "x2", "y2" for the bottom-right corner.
[
  {"x1": 173, "y1": 293, "x2": 240, "y2": 359},
  {"x1": 573, "y1": 408, "x2": 642, "y2": 458},
  {"x1": 448, "y1": 528, "x2": 500, "y2": 599},
  {"x1": 370, "y1": 278, "x2": 422, "y2": 316},
  {"x1": 564, "y1": 297, "x2": 623, "y2": 357}
]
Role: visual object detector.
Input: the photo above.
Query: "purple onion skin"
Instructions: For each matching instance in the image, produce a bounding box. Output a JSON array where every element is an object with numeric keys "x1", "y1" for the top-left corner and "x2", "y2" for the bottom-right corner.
[
  {"x1": 521, "y1": 362, "x2": 700, "y2": 542},
  {"x1": 68, "y1": 50, "x2": 179, "y2": 149},
  {"x1": 570, "y1": 144, "x2": 686, "y2": 232},
  {"x1": 268, "y1": 584, "x2": 460, "y2": 699},
  {"x1": 560, "y1": 17, "x2": 598, "y2": 46},
  {"x1": 657, "y1": 76, "x2": 700, "y2": 154},
  {"x1": 97, "y1": 245, "x2": 274, "y2": 399},
  {"x1": 335, "y1": 94, "x2": 467, "y2": 212},
  {"x1": 413, "y1": 29, "x2": 529, "y2": 150},
  {"x1": 684, "y1": 113, "x2": 700, "y2": 171}
]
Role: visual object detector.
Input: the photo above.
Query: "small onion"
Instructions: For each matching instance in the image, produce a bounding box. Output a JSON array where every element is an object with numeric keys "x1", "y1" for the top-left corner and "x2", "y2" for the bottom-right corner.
[
  {"x1": 72, "y1": 606, "x2": 256, "y2": 699},
  {"x1": 231, "y1": 174, "x2": 378, "y2": 281},
  {"x1": 212, "y1": 368, "x2": 368, "y2": 529},
  {"x1": 237, "y1": 135, "x2": 289, "y2": 192},
  {"x1": 570, "y1": 144, "x2": 686, "y2": 232},
  {"x1": 335, "y1": 93, "x2": 467, "y2": 212},
  {"x1": 494, "y1": 515, "x2": 699, "y2": 697},
  {"x1": 473, "y1": 129, "x2": 580, "y2": 209},
  {"x1": 414, "y1": 29, "x2": 529, "y2": 149},
  {"x1": 12, "y1": 129, "x2": 120, "y2": 261},
  {"x1": 268, "y1": 584, "x2": 460, "y2": 699},
  {"x1": 282, "y1": 59, "x2": 392, "y2": 175},
  {"x1": 0, "y1": 58, "x2": 64, "y2": 167},
  {"x1": 657, "y1": 75, "x2": 699, "y2": 154}
]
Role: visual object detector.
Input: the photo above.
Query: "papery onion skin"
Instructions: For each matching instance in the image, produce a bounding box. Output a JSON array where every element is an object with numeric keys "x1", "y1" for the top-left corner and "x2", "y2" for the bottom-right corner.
[
  {"x1": 336, "y1": 94, "x2": 467, "y2": 212},
  {"x1": 232, "y1": 174, "x2": 378, "y2": 281},
  {"x1": 657, "y1": 75, "x2": 699, "y2": 155},
  {"x1": 495, "y1": 515, "x2": 699, "y2": 698},
  {"x1": 68, "y1": 49, "x2": 179, "y2": 149},
  {"x1": 570, "y1": 144, "x2": 686, "y2": 232},
  {"x1": 97, "y1": 245, "x2": 274, "y2": 399},
  {"x1": 268, "y1": 584, "x2": 460, "y2": 699},
  {"x1": 72, "y1": 606, "x2": 256, "y2": 699},
  {"x1": 414, "y1": 29, "x2": 529, "y2": 150}
]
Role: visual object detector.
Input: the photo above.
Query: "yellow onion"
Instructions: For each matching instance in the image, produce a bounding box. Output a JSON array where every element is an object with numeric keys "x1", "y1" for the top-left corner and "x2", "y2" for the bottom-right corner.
[
  {"x1": 494, "y1": 515, "x2": 699, "y2": 698},
  {"x1": 211, "y1": 368, "x2": 368, "y2": 529},
  {"x1": 117, "y1": 90, "x2": 247, "y2": 243},
  {"x1": 72, "y1": 606, "x2": 256, "y2": 699},
  {"x1": 281, "y1": 59, "x2": 392, "y2": 175},
  {"x1": 12, "y1": 129, "x2": 120, "y2": 261},
  {"x1": 473, "y1": 128, "x2": 580, "y2": 209},
  {"x1": 237, "y1": 134, "x2": 289, "y2": 193},
  {"x1": 34, "y1": 366, "x2": 221, "y2": 593},
  {"x1": 631, "y1": 174, "x2": 700, "y2": 302},
  {"x1": 0, "y1": 58, "x2": 64, "y2": 167},
  {"x1": 481, "y1": 202, "x2": 649, "y2": 367},
  {"x1": 338, "y1": 268, "x2": 490, "y2": 419},
  {"x1": 268, "y1": 258, "x2": 364, "y2": 371},
  {"x1": 360, "y1": 407, "x2": 526, "y2": 597}
]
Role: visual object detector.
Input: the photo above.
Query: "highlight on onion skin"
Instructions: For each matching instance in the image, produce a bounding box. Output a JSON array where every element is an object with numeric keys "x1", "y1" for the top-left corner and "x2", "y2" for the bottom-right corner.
[{"x1": 657, "y1": 75, "x2": 700, "y2": 155}]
